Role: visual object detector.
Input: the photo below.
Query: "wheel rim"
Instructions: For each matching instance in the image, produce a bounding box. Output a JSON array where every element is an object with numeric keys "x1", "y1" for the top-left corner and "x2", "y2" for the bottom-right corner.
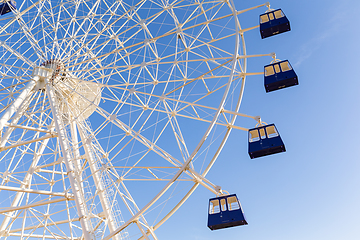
[{"x1": 0, "y1": 0, "x2": 246, "y2": 239}]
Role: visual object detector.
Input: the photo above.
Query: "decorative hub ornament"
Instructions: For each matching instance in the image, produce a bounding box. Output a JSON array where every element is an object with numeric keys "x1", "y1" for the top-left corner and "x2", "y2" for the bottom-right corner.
[{"x1": 40, "y1": 59, "x2": 65, "y2": 84}]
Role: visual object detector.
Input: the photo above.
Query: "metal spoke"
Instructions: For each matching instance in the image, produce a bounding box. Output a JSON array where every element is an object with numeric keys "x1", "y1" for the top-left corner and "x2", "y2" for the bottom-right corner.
[{"x1": 0, "y1": 0, "x2": 269, "y2": 239}]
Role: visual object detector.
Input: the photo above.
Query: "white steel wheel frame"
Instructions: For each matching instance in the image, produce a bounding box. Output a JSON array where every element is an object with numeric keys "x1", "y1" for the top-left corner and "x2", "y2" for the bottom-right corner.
[{"x1": 0, "y1": 0, "x2": 270, "y2": 239}]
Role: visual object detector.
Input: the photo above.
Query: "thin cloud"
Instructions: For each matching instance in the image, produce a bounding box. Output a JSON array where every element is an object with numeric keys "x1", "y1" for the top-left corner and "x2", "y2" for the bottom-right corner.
[{"x1": 293, "y1": 5, "x2": 348, "y2": 68}]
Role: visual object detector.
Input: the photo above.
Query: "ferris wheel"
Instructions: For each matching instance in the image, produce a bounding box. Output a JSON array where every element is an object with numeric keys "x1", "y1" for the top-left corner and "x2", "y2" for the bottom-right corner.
[{"x1": 0, "y1": 0, "x2": 296, "y2": 239}]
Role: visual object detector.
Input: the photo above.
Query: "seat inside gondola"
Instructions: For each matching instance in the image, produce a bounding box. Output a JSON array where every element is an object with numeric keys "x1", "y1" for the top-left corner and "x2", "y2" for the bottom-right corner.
[
  {"x1": 0, "y1": 0, "x2": 16, "y2": 15},
  {"x1": 260, "y1": 9, "x2": 290, "y2": 39},
  {"x1": 208, "y1": 194, "x2": 247, "y2": 230},
  {"x1": 264, "y1": 60, "x2": 298, "y2": 92},
  {"x1": 248, "y1": 124, "x2": 285, "y2": 159}
]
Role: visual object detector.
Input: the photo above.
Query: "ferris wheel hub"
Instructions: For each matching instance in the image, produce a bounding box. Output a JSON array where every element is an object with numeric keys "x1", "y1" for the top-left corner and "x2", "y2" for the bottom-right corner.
[
  {"x1": 32, "y1": 59, "x2": 66, "y2": 90},
  {"x1": 41, "y1": 59, "x2": 65, "y2": 72},
  {"x1": 31, "y1": 58, "x2": 101, "y2": 120}
]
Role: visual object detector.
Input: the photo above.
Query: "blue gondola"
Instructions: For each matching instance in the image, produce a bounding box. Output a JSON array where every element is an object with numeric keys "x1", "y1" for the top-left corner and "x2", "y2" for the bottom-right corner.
[
  {"x1": 208, "y1": 194, "x2": 247, "y2": 230},
  {"x1": 260, "y1": 9, "x2": 290, "y2": 39},
  {"x1": 264, "y1": 60, "x2": 298, "y2": 92},
  {"x1": 248, "y1": 124, "x2": 285, "y2": 159},
  {"x1": 0, "y1": 0, "x2": 16, "y2": 16}
]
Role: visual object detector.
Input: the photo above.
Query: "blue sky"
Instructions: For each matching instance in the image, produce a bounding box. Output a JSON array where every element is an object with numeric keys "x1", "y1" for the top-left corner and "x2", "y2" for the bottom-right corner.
[
  {"x1": 156, "y1": 0, "x2": 360, "y2": 239},
  {"x1": 0, "y1": 0, "x2": 358, "y2": 239}
]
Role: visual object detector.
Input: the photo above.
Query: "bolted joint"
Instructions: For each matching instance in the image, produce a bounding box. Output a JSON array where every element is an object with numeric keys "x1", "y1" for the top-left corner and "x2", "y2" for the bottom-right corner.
[{"x1": 215, "y1": 185, "x2": 223, "y2": 195}]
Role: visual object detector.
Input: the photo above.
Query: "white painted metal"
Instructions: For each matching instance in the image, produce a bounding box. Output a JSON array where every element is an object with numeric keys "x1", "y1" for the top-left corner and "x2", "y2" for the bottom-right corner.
[
  {"x1": 0, "y1": 78, "x2": 37, "y2": 132},
  {"x1": 46, "y1": 83, "x2": 94, "y2": 240},
  {"x1": 77, "y1": 121, "x2": 121, "y2": 240},
  {"x1": 0, "y1": 88, "x2": 35, "y2": 148},
  {"x1": 0, "y1": 137, "x2": 51, "y2": 235},
  {"x1": 0, "y1": 1, "x2": 276, "y2": 239}
]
